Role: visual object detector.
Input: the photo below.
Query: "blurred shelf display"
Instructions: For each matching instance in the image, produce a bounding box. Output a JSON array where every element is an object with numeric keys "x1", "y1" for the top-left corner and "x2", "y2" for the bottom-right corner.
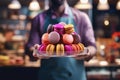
[
  {"x1": 0, "y1": 0, "x2": 45, "y2": 67},
  {"x1": 0, "y1": 6, "x2": 30, "y2": 67}
]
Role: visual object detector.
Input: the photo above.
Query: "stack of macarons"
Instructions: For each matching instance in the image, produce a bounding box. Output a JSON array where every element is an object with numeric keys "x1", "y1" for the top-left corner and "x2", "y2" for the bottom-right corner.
[{"x1": 38, "y1": 22, "x2": 84, "y2": 56}]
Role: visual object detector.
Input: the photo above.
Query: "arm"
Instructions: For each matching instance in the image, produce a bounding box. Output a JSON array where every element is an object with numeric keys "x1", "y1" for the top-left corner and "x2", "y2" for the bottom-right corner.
[
  {"x1": 82, "y1": 14, "x2": 96, "y2": 56},
  {"x1": 82, "y1": 13, "x2": 97, "y2": 60},
  {"x1": 25, "y1": 16, "x2": 41, "y2": 61},
  {"x1": 75, "y1": 12, "x2": 97, "y2": 61}
]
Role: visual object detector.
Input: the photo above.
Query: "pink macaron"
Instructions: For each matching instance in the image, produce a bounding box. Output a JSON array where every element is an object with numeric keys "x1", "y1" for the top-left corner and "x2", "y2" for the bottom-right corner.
[
  {"x1": 38, "y1": 44, "x2": 47, "y2": 51},
  {"x1": 59, "y1": 22, "x2": 66, "y2": 26},
  {"x1": 48, "y1": 31, "x2": 60, "y2": 44},
  {"x1": 64, "y1": 45, "x2": 73, "y2": 55},
  {"x1": 63, "y1": 34, "x2": 74, "y2": 44},
  {"x1": 53, "y1": 24, "x2": 65, "y2": 35}
]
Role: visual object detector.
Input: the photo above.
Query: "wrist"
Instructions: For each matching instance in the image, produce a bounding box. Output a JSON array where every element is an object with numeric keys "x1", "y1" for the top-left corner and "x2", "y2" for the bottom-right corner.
[{"x1": 87, "y1": 46, "x2": 96, "y2": 56}]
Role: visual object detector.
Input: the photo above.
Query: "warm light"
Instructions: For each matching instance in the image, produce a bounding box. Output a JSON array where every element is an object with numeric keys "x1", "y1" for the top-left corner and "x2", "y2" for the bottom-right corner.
[
  {"x1": 116, "y1": 0, "x2": 120, "y2": 10},
  {"x1": 8, "y1": 0, "x2": 21, "y2": 9},
  {"x1": 81, "y1": 0, "x2": 89, "y2": 3},
  {"x1": 100, "y1": 44, "x2": 105, "y2": 50},
  {"x1": 99, "y1": 61, "x2": 108, "y2": 66},
  {"x1": 104, "y1": 20, "x2": 109, "y2": 26},
  {"x1": 29, "y1": 0, "x2": 40, "y2": 11},
  {"x1": 97, "y1": 0, "x2": 109, "y2": 10},
  {"x1": 74, "y1": 0, "x2": 92, "y2": 9},
  {"x1": 44, "y1": 0, "x2": 49, "y2": 10},
  {"x1": 100, "y1": 0, "x2": 107, "y2": 4}
]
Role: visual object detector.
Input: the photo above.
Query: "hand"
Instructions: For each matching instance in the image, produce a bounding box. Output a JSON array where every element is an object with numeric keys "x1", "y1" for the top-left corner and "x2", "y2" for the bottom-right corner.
[
  {"x1": 33, "y1": 44, "x2": 50, "y2": 59},
  {"x1": 73, "y1": 48, "x2": 93, "y2": 61}
]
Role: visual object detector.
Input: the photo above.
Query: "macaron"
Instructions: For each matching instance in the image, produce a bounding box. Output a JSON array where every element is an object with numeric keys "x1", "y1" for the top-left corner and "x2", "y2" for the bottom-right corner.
[
  {"x1": 53, "y1": 24, "x2": 65, "y2": 35},
  {"x1": 71, "y1": 44, "x2": 81, "y2": 54},
  {"x1": 71, "y1": 44, "x2": 78, "y2": 52},
  {"x1": 46, "y1": 44, "x2": 55, "y2": 56},
  {"x1": 38, "y1": 44, "x2": 47, "y2": 52},
  {"x1": 48, "y1": 31, "x2": 60, "y2": 44},
  {"x1": 47, "y1": 24, "x2": 54, "y2": 33},
  {"x1": 64, "y1": 45, "x2": 73, "y2": 55},
  {"x1": 64, "y1": 24, "x2": 75, "y2": 34},
  {"x1": 59, "y1": 22, "x2": 66, "y2": 26},
  {"x1": 41, "y1": 33, "x2": 50, "y2": 45},
  {"x1": 63, "y1": 34, "x2": 74, "y2": 44},
  {"x1": 75, "y1": 44, "x2": 81, "y2": 53},
  {"x1": 78, "y1": 43, "x2": 84, "y2": 51},
  {"x1": 56, "y1": 44, "x2": 64, "y2": 56},
  {"x1": 72, "y1": 33, "x2": 81, "y2": 44}
]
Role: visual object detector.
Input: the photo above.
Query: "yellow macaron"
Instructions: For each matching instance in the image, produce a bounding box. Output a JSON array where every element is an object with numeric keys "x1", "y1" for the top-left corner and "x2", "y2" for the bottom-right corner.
[{"x1": 46, "y1": 44, "x2": 55, "y2": 56}]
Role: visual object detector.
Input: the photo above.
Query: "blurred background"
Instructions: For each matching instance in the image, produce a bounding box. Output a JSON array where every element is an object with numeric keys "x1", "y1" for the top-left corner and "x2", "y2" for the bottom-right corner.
[{"x1": 0, "y1": 0, "x2": 120, "y2": 80}]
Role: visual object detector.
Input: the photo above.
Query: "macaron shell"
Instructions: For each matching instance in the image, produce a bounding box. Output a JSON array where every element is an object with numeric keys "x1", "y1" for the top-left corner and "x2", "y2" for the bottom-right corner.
[
  {"x1": 39, "y1": 44, "x2": 47, "y2": 51},
  {"x1": 64, "y1": 24, "x2": 75, "y2": 34},
  {"x1": 56, "y1": 44, "x2": 61, "y2": 56},
  {"x1": 47, "y1": 24, "x2": 54, "y2": 33},
  {"x1": 59, "y1": 22, "x2": 66, "y2": 26},
  {"x1": 60, "y1": 44, "x2": 64, "y2": 56},
  {"x1": 63, "y1": 34, "x2": 74, "y2": 44},
  {"x1": 71, "y1": 44, "x2": 78, "y2": 52},
  {"x1": 72, "y1": 33, "x2": 81, "y2": 44},
  {"x1": 46, "y1": 44, "x2": 55, "y2": 56},
  {"x1": 65, "y1": 28, "x2": 75, "y2": 34},
  {"x1": 75, "y1": 44, "x2": 81, "y2": 53},
  {"x1": 64, "y1": 24, "x2": 74, "y2": 29},
  {"x1": 48, "y1": 31, "x2": 60, "y2": 44},
  {"x1": 53, "y1": 24, "x2": 64, "y2": 35},
  {"x1": 64, "y1": 45, "x2": 73, "y2": 55},
  {"x1": 41, "y1": 33, "x2": 50, "y2": 44},
  {"x1": 49, "y1": 44, "x2": 55, "y2": 55},
  {"x1": 46, "y1": 44, "x2": 51, "y2": 54},
  {"x1": 78, "y1": 43, "x2": 84, "y2": 51}
]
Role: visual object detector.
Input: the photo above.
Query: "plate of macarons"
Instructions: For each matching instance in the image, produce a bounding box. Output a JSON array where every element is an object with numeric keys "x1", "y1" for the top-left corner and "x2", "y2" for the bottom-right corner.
[{"x1": 33, "y1": 22, "x2": 87, "y2": 57}]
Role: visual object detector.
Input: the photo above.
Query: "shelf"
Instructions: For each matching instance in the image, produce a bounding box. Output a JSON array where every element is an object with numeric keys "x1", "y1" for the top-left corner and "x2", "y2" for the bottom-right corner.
[{"x1": 0, "y1": 19, "x2": 29, "y2": 24}]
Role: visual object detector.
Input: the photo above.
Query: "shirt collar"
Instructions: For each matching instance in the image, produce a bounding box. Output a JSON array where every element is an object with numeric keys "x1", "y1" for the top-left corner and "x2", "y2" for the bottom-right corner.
[
  {"x1": 48, "y1": 3, "x2": 71, "y2": 18},
  {"x1": 64, "y1": 3, "x2": 71, "y2": 16}
]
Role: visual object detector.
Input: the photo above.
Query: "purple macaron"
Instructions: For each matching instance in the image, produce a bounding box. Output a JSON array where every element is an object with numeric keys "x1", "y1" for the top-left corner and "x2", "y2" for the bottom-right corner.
[
  {"x1": 53, "y1": 24, "x2": 65, "y2": 35},
  {"x1": 48, "y1": 31, "x2": 60, "y2": 44},
  {"x1": 47, "y1": 24, "x2": 54, "y2": 33},
  {"x1": 72, "y1": 33, "x2": 81, "y2": 43}
]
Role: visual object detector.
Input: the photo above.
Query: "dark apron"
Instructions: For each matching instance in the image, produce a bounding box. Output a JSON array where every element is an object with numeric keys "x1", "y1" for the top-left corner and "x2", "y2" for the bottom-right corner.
[{"x1": 38, "y1": 9, "x2": 86, "y2": 80}]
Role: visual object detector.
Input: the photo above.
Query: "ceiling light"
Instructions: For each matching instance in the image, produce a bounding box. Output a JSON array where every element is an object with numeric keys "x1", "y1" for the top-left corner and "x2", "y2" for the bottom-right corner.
[
  {"x1": 97, "y1": 0, "x2": 109, "y2": 10},
  {"x1": 29, "y1": 0, "x2": 40, "y2": 11},
  {"x1": 8, "y1": 0, "x2": 21, "y2": 9},
  {"x1": 44, "y1": 0, "x2": 49, "y2": 10},
  {"x1": 74, "y1": 0, "x2": 92, "y2": 10},
  {"x1": 116, "y1": 0, "x2": 120, "y2": 10},
  {"x1": 104, "y1": 19, "x2": 109, "y2": 26}
]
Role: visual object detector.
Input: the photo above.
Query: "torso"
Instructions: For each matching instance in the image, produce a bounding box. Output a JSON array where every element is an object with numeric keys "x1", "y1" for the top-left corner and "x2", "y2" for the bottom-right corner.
[{"x1": 37, "y1": 8, "x2": 87, "y2": 80}]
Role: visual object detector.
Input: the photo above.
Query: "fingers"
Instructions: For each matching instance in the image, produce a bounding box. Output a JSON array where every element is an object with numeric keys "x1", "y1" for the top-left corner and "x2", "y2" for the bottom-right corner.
[
  {"x1": 33, "y1": 44, "x2": 50, "y2": 59},
  {"x1": 33, "y1": 52, "x2": 38, "y2": 57},
  {"x1": 33, "y1": 44, "x2": 40, "y2": 57},
  {"x1": 34, "y1": 44, "x2": 40, "y2": 49},
  {"x1": 73, "y1": 48, "x2": 91, "y2": 60},
  {"x1": 74, "y1": 55, "x2": 87, "y2": 60},
  {"x1": 37, "y1": 55, "x2": 50, "y2": 59}
]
